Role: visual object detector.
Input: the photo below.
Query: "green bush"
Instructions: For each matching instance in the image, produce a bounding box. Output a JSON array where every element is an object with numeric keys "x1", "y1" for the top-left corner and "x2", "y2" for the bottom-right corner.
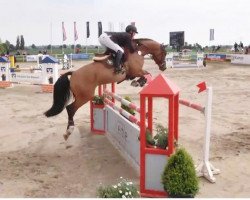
[
  {"x1": 92, "y1": 95, "x2": 104, "y2": 105},
  {"x1": 162, "y1": 148, "x2": 199, "y2": 197},
  {"x1": 97, "y1": 177, "x2": 140, "y2": 198},
  {"x1": 154, "y1": 124, "x2": 168, "y2": 149},
  {"x1": 143, "y1": 124, "x2": 168, "y2": 149},
  {"x1": 146, "y1": 128, "x2": 155, "y2": 146},
  {"x1": 121, "y1": 96, "x2": 135, "y2": 115}
]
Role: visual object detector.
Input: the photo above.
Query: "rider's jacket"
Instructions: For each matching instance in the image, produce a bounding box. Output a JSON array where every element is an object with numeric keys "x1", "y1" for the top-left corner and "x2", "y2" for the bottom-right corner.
[{"x1": 105, "y1": 32, "x2": 136, "y2": 53}]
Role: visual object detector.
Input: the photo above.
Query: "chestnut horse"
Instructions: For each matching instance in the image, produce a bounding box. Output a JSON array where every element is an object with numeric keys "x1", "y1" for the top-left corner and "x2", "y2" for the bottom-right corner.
[{"x1": 44, "y1": 38, "x2": 166, "y2": 140}]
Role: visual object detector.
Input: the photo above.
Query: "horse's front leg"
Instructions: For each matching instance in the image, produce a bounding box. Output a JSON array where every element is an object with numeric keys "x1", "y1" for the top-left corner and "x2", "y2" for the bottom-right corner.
[{"x1": 131, "y1": 70, "x2": 152, "y2": 87}]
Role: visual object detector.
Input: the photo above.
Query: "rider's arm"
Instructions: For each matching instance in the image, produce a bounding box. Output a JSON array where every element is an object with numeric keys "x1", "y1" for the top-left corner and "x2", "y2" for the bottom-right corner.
[{"x1": 123, "y1": 33, "x2": 136, "y2": 53}]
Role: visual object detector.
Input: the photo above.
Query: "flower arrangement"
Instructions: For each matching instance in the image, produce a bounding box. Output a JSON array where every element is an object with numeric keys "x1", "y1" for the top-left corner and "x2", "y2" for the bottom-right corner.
[{"x1": 97, "y1": 177, "x2": 140, "y2": 198}]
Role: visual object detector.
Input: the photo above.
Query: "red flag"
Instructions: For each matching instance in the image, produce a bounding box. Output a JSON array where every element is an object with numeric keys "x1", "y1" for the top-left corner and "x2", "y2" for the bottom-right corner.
[
  {"x1": 74, "y1": 22, "x2": 78, "y2": 41},
  {"x1": 197, "y1": 81, "x2": 207, "y2": 93},
  {"x1": 62, "y1": 22, "x2": 67, "y2": 41}
]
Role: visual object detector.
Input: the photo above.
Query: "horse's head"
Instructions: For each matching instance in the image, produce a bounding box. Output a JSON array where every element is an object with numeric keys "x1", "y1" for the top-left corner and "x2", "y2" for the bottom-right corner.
[{"x1": 134, "y1": 39, "x2": 167, "y2": 71}]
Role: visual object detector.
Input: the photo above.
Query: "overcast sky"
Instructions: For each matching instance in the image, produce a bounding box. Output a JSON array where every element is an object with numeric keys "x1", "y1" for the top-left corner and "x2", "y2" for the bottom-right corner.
[{"x1": 0, "y1": 0, "x2": 249, "y2": 46}]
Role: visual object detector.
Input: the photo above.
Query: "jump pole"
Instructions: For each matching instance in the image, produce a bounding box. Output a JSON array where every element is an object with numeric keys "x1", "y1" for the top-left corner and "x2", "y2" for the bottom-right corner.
[{"x1": 103, "y1": 88, "x2": 148, "y2": 127}]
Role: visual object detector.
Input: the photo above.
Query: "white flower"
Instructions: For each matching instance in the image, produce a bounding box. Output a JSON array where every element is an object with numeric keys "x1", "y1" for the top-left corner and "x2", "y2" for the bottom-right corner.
[
  {"x1": 129, "y1": 182, "x2": 133, "y2": 185},
  {"x1": 129, "y1": 191, "x2": 132, "y2": 195},
  {"x1": 113, "y1": 185, "x2": 117, "y2": 189},
  {"x1": 122, "y1": 195, "x2": 126, "y2": 198},
  {"x1": 119, "y1": 190, "x2": 123, "y2": 194},
  {"x1": 126, "y1": 187, "x2": 129, "y2": 190},
  {"x1": 118, "y1": 183, "x2": 121, "y2": 187},
  {"x1": 125, "y1": 192, "x2": 129, "y2": 196},
  {"x1": 126, "y1": 182, "x2": 130, "y2": 186},
  {"x1": 120, "y1": 176, "x2": 123, "y2": 179}
]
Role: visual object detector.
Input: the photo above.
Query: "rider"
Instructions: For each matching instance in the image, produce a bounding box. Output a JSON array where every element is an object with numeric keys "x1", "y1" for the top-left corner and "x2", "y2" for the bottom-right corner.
[{"x1": 98, "y1": 25, "x2": 138, "y2": 73}]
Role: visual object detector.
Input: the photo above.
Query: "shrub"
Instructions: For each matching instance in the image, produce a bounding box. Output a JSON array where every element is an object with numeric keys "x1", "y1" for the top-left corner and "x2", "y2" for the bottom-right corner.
[
  {"x1": 162, "y1": 148, "x2": 199, "y2": 197},
  {"x1": 92, "y1": 95, "x2": 104, "y2": 105},
  {"x1": 154, "y1": 124, "x2": 168, "y2": 149},
  {"x1": 146, "y1": 128, "x2": 155, "y2": 146},
  {"x1": 143, "y1": 124, "x2": 168, "y2": 149},
  {"x1": 97, "y1": 177, "x2": 140, "y2": 198}
]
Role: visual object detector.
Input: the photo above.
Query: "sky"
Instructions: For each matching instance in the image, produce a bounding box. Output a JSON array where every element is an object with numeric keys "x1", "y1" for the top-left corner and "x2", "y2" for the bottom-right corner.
[{"x1": 0, "y1": 0, "x2": 250, "y2": 47}]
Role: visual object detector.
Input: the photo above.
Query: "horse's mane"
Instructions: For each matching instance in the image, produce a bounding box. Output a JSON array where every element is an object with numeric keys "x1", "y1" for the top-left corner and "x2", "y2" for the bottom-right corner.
[{"x1": 133, "y1": 38, "x2": 154, "y2": 45}]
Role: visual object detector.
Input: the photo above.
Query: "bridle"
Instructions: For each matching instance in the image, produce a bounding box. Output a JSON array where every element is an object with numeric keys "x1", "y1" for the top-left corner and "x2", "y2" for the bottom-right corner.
[
  {"x1": 151, "y1": 44, "x2": 167, "y2": 71},
  {"x1": 137, "y1": 42, "x2": 167, "y2": 71}
]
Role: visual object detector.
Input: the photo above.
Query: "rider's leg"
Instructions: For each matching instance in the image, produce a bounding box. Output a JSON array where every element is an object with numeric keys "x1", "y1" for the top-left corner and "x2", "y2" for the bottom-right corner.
[
  {"x1": 114, "y1": 50, "x2": 123, "y2": 72},
  {"x1": 99, "y1": 33, "x2": 124, "y2": 72}
]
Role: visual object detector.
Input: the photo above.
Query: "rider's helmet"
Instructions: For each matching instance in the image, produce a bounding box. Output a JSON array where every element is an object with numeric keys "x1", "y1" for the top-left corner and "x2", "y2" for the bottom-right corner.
[{"x1": 125, "y1": 25, "x2": 138, "y2": 33}]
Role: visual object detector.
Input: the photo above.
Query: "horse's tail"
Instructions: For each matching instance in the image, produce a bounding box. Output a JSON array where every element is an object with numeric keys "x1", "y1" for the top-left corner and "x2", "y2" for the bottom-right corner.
[{"x1": 44, "y1": 71, "x2": 72, "y2": 117}]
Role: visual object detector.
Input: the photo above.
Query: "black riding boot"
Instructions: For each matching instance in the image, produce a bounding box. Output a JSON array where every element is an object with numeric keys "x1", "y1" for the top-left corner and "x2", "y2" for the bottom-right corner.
[{"x1": 114, "y1": 50, "x2": 123, "y2": 73}]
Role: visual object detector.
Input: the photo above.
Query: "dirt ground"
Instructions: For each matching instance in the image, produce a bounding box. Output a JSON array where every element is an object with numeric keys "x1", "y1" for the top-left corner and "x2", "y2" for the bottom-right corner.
[{"x1": 0, "y1": 60, "x2": 249, "y2": 197}]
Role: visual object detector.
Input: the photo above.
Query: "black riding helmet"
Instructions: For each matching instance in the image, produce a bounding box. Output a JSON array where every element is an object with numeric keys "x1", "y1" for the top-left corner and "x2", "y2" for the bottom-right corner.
[{"x1": 125, "y1": 25, "x2": 138, "y2": 33}]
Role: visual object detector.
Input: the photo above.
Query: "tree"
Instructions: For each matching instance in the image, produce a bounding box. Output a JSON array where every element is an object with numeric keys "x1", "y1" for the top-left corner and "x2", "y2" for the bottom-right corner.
[
  {"x1": 16, "y1": 36, "x2": 20, "y2": 50},
  {"x1": 5, "y1": 40, "x2": 10, "y2": 51},
  {"x1": 47, "y1": 44, "x2": 51, "y2": 50},
  {"x1": 31, "y1": 44, "x2": 36, "y2": 49},
  {"x1": 194, "y1": 43, "x2": 202, "y2": 50},
  {"x1": 76, "y1": 44, "x2": 81, "y2": 48},
  {"x1": 0, "y1": 41, "x2": 7, "y2": 55},
  {"x1": 63, "y1": 44, "x2": 67, "y2": 49},
  {"x1": 20, "y1": 35, "x2": 25, "y2": 50},
  {"x1": 9, "y1": 44, "x2": 15, "y2": 52}
]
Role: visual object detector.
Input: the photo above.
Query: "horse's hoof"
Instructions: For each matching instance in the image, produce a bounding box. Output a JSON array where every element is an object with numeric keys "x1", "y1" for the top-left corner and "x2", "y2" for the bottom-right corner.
[
  {"x1": 63, "y1": 133, "x2": 69, "y2": 141},
  {"x1": 63, "y1": 126, "x2": 74, "y2": 141},
  {"x1": 131, "y1": 80, "x2": 139, "y2": 87}
]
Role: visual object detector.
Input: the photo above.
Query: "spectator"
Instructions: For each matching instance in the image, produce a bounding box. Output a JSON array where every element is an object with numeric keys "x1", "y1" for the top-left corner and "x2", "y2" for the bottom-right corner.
[
  {"x1": 234, "y1": 42, "x2": 238, "y2": 52},
  {"x1": 239, "y1": 41, "x2": 244, "y2": 49}
]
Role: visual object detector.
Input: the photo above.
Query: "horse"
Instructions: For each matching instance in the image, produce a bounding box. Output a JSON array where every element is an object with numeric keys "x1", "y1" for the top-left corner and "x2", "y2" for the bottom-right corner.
[{"x1": 44, "y1": 38, "x2": 167, "y2": 140}]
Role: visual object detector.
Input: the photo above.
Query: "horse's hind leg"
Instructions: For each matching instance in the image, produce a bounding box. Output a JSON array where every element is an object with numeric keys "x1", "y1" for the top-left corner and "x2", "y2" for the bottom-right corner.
[{"x1": 63, "y1": 97, "x2": 88, "y2": 140}]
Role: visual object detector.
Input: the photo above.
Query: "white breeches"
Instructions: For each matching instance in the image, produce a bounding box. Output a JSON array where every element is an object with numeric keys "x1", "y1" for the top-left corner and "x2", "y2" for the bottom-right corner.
[{"x1": 98, "y1": 33, "x2": 124, "y2": 53}]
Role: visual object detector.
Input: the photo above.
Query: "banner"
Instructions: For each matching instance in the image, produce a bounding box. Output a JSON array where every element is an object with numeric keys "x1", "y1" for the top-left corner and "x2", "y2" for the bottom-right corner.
[
  {"x1": 26, "y1": 55, "x2": 38, "y2": 62},
  {"x1": 231, "y1": 54, "x2": 250, "y2": 65},
  {"x1": 86, "y1": 21, "x2": 90, "y2": 38},
  {"x1": 209, "y1": 29, "x2": 214, "y2": 41},
  {"x1": 206, "y1": 53, "x2": 226, "y2": 61},
  {"x1": 62, "y1": 22, "x2": 67, "y2": 41},
  {"x1": 74, "y1": 22, "x2": 78, "y2": 41},
  {"x1": 98, "y1": 21, "x2": 102, "y2": 37}
]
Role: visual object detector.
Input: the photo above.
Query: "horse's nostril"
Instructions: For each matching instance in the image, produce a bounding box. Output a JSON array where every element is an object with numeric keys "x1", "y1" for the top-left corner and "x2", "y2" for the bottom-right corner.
[{"x1": 160, "y1": 63, "x2": 166, "y2": 71}]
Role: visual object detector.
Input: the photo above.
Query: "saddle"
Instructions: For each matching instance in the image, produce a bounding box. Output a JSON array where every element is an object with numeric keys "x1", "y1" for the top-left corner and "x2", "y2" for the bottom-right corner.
[{"x1": 93, "y1": 52, "x2": 127, "y2": 74}]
